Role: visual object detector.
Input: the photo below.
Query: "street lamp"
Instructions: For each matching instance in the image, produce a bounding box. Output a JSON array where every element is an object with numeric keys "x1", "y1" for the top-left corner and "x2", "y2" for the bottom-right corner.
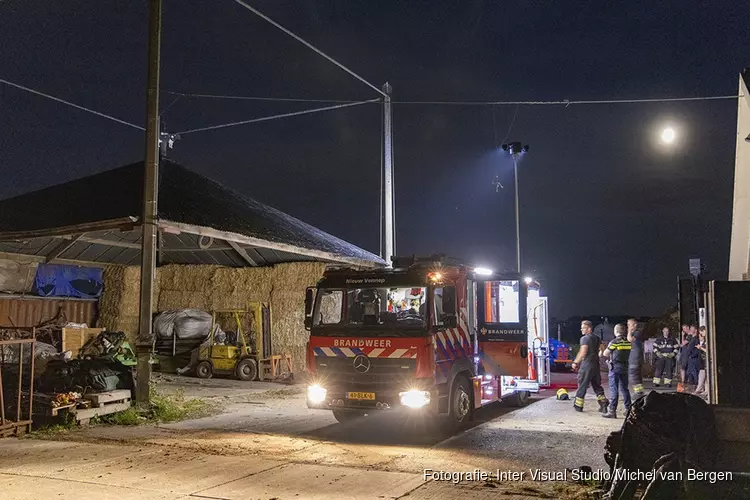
[{"x1": 501, "y1": 142, "x2": 529, "y2": 273}]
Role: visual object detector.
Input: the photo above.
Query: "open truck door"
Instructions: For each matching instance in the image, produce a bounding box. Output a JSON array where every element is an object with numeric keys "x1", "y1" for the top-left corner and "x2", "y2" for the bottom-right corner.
[{"x1": 473, "y1": 275, "x2": 529, "y2": 378}]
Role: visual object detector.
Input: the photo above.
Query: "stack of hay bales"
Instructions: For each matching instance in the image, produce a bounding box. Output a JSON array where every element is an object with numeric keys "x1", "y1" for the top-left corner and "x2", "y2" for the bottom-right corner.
[
  {"x1": 99, "y1": 265, "x2": 160, "y2": 341},
  {"x1": 99, "y1": 262, "x2": 326, "y2": 372},
  {"x1": 268, "y1": 262, "x2": 327, "y2": 372}
]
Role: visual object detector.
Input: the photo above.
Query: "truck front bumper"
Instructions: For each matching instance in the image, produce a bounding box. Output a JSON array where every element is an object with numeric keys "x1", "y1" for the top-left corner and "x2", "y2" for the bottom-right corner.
[{"x1": 306, "y1": 384, "x2": 438, "y2": 413}]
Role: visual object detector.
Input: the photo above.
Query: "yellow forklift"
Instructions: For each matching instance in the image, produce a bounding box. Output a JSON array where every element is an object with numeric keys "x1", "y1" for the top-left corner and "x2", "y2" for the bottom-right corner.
[{"x1": 194, "y1": 309, "x2": 259, "y2": 380}]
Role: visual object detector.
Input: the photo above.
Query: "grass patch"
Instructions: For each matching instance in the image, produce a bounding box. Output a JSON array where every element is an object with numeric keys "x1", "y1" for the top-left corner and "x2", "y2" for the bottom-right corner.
[
  {"x1": 32, "y1": 413, "x2": 77, "y2": 436},
  {"x1": 92, "y1": 388, "x2": 214, "y2": 426},
  {"x1": 150, "y1": 387, "x2": 214, "y2": 423},
  {"x1": 98, "y1": 406, "x2": 143, "y2": 426},
  {"x1": 36, "y1": 386, "x2": 216, "y2": 432}
]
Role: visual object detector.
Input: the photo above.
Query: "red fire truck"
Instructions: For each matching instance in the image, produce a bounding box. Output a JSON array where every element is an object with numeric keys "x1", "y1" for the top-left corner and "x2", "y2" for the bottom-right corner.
[{"x1": 304, "y1": 255, "x2": 531, "y2": 425}]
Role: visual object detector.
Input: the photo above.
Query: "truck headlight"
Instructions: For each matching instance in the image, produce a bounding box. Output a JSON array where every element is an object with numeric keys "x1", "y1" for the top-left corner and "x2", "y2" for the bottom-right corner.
[
  {"x1": 307, "y1": 384, "x2": 327, "y2": 403},
  {"x1": 399, "y1": 389, "x2": 431, "y2": 409}
]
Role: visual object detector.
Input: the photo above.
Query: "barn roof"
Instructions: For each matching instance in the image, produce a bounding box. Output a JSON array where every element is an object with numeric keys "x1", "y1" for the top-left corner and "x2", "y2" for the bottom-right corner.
[{"x1": 0, "y1": 160, "x2": 384, "y2": 268}]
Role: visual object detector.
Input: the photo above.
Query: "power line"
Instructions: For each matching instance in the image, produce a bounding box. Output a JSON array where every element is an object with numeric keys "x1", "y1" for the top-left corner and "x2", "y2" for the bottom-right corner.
[
  {"x1": 0, "y1": 77, "x2": 144, "y2": 130},
  {"x1": 175, "y1": 98, "x2": 379, "y2": 135},
  {"x1": 159, "y1": 93, "x2": 184, "y2": 116},
  {"x1": 163, "y1": 90, "x2": 358, "y2": 104},
  {"x1": 230, "y1": 0, "x2": 386, "y2": 98},
  {"x1": 393, "y1": 95, "x2": 742, "y2": 106},
  {"x1": 500, "y1": 104, "x2": 520, "y2": 145},
  {"x1": 162, "y1": 90, "x2": 742, "y2": 106}
]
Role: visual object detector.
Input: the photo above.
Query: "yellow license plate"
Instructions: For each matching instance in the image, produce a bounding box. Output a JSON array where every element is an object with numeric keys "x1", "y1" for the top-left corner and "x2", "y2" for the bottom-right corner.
[{"x1": 346, "y1": 392, "x2": 375, "y2": 400}]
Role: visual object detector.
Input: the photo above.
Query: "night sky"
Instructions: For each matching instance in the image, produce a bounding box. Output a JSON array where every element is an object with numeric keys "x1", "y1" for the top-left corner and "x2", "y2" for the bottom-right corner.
[{"x1": 1, "y1": 1, "x2": 748, "y2": 319}]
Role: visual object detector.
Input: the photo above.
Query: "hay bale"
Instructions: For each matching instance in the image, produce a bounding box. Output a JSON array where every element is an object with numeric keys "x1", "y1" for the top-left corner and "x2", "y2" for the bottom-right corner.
[
  {"x1": 99, "y1": 265, "x2": 160, "y2": 342},
  {"x1": 158, "y1": 290, "x2": 208, "y2": 310},
  {"x1": 159, "y1": 265, "x2": 218, "y2": 292},
  {"x1": 269, "y1": 262, "x2": 326, "y2": 372}
]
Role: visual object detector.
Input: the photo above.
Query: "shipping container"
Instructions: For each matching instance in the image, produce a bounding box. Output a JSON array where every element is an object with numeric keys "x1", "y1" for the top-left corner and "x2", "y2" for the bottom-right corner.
[{"x1": 0, "y1": 295, "x2": 97, "y2": 328}]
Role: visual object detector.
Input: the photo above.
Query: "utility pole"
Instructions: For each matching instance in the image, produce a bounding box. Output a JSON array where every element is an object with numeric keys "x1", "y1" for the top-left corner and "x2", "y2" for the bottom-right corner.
[
  {"x1": 512, "y1": 153, "x2": 521, "y2": 273},
  {"x1": 383, "y1": 82, "x2": 395, "y2": 265},
  {"x1": 136, "y1": 0, "x2": 162, "y2": 406}
]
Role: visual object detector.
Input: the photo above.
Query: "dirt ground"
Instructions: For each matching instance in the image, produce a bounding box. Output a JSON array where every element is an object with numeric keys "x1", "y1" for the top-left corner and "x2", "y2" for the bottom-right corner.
[{"x1": 0, "y1": 372, "x2": 632, "y2": 499}]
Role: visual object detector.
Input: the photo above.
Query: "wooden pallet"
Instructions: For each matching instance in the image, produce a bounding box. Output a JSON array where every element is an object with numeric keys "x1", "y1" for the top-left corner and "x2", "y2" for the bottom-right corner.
[
  {"x1": 49, "y1": 403, "x2": 76, "y2": 417},
  {"x1": 71, "y1": 390, "x2": 132, "y2": 425},
  {"x1": 260, "y1": 354, "x2": 292, "y2": 381}
]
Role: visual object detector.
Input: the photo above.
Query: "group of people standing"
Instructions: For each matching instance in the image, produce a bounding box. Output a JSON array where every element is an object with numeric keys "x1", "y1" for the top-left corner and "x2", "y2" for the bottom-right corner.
[
  {"x1": 571, "y1": 319, "x2": 644, "y2": 418},
  {"x1": 678, "y1": 324, "x2": 709, "y2": 397},
  {"x1": 571, "y1": 319, "x2": 709, "y2": 418}
]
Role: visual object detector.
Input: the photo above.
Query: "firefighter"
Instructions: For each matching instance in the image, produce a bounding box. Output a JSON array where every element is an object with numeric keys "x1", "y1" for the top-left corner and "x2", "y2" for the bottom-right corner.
[
  {"x1": 626, "y1": 318, "x2": 645, "y2": 397},
  {"x1": 653, "y1": 327, "x2": 678, "y2": 387},
  {"x1": 601, "y1": 323, "x2": 631, "y2": 419},
  {"x1": 571, "y1": 320, "x2": 608, "y2": 413}
]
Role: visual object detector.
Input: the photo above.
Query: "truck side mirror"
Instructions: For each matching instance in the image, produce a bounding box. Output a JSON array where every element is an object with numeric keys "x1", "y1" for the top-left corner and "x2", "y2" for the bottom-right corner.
[{"x1": 304, "y1": 287, "x2": 315, "y2": 329}]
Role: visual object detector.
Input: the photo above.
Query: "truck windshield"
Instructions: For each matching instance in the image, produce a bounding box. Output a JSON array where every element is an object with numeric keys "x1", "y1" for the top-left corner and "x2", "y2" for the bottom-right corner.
[{"x1": 313, "y1": 287, "x2": 427, "y2": 327}]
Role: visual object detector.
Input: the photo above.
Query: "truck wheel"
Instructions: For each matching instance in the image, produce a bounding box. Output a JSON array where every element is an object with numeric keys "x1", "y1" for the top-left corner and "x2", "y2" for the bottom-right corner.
[
  {"x1": 510, "y1": 390, "x2": 531, "y2": 407},
  {"x1": 332, "y1": 410, "x2": 366, "y2": 423},
  {"x1": 195, "y1": 361, "x2": 212, "y2": 379},
  {"x1": 236, "y1": 358, "x2": 258, "y2": 381},
  {"x1": 449, "y1": 376, "x2": 473, "y2": 427}
]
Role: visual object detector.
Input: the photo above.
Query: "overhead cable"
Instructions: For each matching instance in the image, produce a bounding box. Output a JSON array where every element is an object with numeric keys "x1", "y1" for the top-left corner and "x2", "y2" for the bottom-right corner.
[
  {"x1": 230, "y1": 0, "x2": 386, "y2": 98},
  {"x1": 0, "y1": 77, "x2": 144, "y2": 130},
  {"x1": 164, "y1": 90, "x2": 357, "y2": 104},
  {"x1": 394, "y1": 95, "x2": 741, "y2": 106},
  {"x1": 175, "y1": 98, "x2": 379, "y2": 135},
  {"x1": 500, "y1": 104, "x2": 520, "y2": 145},
  {"x1": 165, "y1": 90, "x2": 741, "y2": 106}
]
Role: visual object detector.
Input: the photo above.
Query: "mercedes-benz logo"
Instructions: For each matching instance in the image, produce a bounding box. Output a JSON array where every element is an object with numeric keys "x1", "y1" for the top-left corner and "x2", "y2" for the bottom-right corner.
[{"x1": 353, "y1": 354, "x2": 371, "y2": 373}]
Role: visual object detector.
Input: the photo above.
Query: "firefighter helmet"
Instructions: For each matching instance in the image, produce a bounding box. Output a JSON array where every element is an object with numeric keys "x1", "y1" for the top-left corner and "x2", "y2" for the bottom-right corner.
[{"x1": 556, "y1": 388, "x2": 569, "y2": 401}]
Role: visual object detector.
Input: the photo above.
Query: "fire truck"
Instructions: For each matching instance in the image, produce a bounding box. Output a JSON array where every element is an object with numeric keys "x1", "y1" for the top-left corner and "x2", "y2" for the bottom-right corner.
[{"x1": 303, "y1": 255, "x2": 537, "y2": 425}]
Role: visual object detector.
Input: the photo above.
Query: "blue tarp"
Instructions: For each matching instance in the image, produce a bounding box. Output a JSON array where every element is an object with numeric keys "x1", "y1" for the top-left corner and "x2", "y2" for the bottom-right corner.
[{"x1": 34, "y1": 264, "x2": 103, "y2": 298}]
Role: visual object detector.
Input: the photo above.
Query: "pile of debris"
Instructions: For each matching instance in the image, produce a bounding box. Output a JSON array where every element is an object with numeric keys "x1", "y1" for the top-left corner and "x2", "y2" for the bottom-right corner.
[
  {"x1": 604, "y1": 391, "x2": 719, "y2": 499},
  {"x1": 37, "y1": 331, "x2": 135, "y2": 395}
]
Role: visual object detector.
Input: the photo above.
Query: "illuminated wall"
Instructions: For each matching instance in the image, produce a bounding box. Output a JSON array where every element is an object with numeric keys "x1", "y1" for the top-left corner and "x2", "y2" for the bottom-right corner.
[{"x1": 729, "y1": 71, "x2": 750, "y2": 280}]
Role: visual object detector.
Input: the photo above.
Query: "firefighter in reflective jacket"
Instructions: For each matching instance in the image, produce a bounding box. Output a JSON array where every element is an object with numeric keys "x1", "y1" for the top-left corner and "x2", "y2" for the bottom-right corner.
[
  {"x1": 601, "y1": 324, "x2": 631, "y2": 419},
  {"x1": 653, "y1": 327, "x2": 679, "y2": 387},
  {"x1": 571, "y1": 320, "x2": 608, "y2": 413},
  {"x1": 627, "y1": 318, "x2": 645, "y2": 397}
]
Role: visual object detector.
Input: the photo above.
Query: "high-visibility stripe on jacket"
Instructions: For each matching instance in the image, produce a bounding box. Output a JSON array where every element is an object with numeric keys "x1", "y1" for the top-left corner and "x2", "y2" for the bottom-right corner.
[
  {"x1": 606, "y1": 337, "x2": 631, "y2": 373},
  {"x1": 654, "y1": 336, "x2": 679, "y2": 358}
]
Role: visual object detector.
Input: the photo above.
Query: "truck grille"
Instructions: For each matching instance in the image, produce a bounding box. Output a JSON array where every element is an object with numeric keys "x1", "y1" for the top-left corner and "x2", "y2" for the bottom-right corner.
[{"x1": 315, "y1": 357, "x2": 416, "y2": 386}]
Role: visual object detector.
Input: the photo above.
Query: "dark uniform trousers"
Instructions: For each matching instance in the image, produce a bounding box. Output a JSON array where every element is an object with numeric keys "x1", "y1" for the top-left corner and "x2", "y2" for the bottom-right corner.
[
  {"x1": 574, "y1": 360, "x2": 607, "y2": 409},
  {"x1": 653, "y1": 337, "x2": 678, "y2": 386},
  {"x1": 628, "y1": 365, "x2": 644, "y2": 395},
  {"x1": 653, "y1": 356, "x2": 675, "y2": 385},
  {"x1": 605, "y1": 337, "x2": 632, "y2": 413},
  {"x1": 609, "y1": 371, "x2": 631, "y2": 413}
]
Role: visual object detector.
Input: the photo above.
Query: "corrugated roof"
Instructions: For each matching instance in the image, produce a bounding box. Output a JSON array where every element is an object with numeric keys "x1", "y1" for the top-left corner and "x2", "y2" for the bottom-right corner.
[{"x1": 0, "y1": 160, "x2": 384, "y2": 268}]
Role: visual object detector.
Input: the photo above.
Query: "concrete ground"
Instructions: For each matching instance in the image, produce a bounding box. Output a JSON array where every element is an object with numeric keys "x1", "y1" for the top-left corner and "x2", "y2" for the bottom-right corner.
[{"x1": 0, "y1": 371, "x2": 638, "y2": 499}]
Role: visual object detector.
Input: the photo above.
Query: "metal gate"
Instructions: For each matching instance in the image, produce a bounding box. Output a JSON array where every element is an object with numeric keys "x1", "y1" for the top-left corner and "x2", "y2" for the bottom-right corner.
[{"x1": 0, "y1": 338, "x2": 35, "y2": 437}]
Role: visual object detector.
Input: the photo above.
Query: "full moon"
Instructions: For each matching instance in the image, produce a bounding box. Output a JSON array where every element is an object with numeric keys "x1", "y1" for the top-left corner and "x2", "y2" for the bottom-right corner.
[{"x1": 661, "y1": 127, "x2": 676, "y2": 144}]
